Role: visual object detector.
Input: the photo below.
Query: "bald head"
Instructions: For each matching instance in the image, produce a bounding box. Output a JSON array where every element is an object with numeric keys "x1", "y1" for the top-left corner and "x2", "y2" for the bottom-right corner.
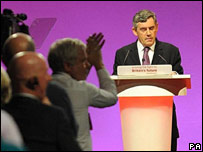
[
  {"x1": 2, "y1": 32, "x2": 35, "y2": 67},
  {"x1": 8, "y1": 52, "x2": 46, "y2": 81},
  {"x1": 7, "y1": 52, "x2": 51, "y2": 100}
]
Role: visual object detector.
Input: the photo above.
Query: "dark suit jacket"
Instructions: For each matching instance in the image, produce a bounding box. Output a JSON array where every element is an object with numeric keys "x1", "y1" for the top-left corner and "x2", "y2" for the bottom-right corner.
[
  {"x1": 3, "y1": 95, "x2": 81, "y2": 151},
  {"x1": 46, "y1": 81, "x2": 78, "y2": 137},
  {"x1": 113, "y1": 39, "x2": 184, "y2": 138},
  {"x1": 113, "y1": 39, "x2": 183, "y2": 75}
]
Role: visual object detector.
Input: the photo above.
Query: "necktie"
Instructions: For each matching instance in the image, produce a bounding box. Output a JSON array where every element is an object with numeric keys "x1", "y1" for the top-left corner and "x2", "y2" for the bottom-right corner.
[{"x1": 142, "y1": 47, "x2": 150, "y2": 65}]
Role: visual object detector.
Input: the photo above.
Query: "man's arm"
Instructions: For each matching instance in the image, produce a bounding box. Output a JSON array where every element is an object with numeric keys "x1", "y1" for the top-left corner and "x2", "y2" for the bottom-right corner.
[
  {"x1": 85, "y1": 33, "x2": 117, "y2": 107},
  {"x1": 87, "y1": 72, "x2": 118, "y2": 108},
  {"x1": 112, "y1": 50, "x2": 121, "y2": 75},
  {"x1": 172, "y1": 48, "x2": 184, "y2": 74}
]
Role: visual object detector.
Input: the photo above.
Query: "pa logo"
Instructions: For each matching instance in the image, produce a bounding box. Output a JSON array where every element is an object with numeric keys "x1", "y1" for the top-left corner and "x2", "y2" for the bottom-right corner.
[{"x1": 189, "y1": 143, "x2": 201, "y2": 150}]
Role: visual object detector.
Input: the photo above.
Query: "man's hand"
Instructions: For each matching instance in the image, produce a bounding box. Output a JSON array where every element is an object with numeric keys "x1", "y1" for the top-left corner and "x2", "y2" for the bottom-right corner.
[
  {"x1": 86, "y1": 33, "x2": 105, "y2": 71},
  {"x1": 42, "y1": 96, "x2": 52, "y2": 106},
  {"x1": 170, "y1": 71, "x2": 178, "y2": 75}
]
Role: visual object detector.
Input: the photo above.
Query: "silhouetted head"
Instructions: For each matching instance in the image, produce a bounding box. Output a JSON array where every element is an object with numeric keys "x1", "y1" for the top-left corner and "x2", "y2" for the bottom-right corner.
[
  {"x1": 2, "y1": 32, "x2": 35, "y2": 67},
  {"x1": 8, "y1": 52, "x2": 51, "y2": 101},
  {"x1": 48, "y1": 38, "x2": 90, "y2": 80}
]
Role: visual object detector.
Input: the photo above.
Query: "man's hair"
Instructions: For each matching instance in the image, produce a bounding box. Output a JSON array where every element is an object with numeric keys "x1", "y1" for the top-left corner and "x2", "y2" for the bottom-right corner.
[
  {"x1": 1, "y1": 67, "x2": 12, "y2": 105},
  {"x1": 48, "y1": 38, "x2": 86, "y2": 73},
  {"x1": 133, "y1": 9, "x2": 157, "y2": 29}
]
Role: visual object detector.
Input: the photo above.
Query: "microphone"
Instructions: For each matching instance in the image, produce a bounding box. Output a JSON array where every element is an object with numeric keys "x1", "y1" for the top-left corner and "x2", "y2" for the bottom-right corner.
[
  {"x1": 123, "y1": 50, "x2": 131, "y2": 65},
  {"x1": 158, "y1": 54, "x2": 168, "y2": 64}
]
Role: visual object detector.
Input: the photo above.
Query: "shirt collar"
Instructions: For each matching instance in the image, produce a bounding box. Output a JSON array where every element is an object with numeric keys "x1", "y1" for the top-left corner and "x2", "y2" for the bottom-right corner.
[
  {"x1": 137, "y1": 40, "x2": 156, "y2": 52},
  {"x1": 12, "y1": 93, "x2": 40, "y2": 101},
  {"x1": 53, "y1": 71, "x2": 72, "y2": 79}
]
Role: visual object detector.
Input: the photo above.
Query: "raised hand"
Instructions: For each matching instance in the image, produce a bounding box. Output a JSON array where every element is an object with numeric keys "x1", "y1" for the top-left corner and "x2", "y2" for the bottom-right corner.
[{"x1": 86, "y1": 33, "x2": 105, "y2": 71}]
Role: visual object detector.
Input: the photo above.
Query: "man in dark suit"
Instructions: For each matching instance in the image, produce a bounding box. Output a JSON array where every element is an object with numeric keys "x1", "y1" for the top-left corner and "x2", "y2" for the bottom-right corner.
[
  {"x1": 3, "y1": 52, "x2": 81, "y2": 151},
  {"x1": 113, "y1": 9, "x2": 183, "y2": 151},
  {"x1": 46, "y1": 80, "x2": 78, "y2": 137}
]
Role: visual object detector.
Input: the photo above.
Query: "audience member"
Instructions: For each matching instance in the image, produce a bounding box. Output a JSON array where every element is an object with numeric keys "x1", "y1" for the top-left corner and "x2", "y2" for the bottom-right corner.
[
  {"x1": 2, "y1": 33, "x2": 35, "y2": 68},
  {"x1": 1, "y1": 67, "x2": 25, "y2": 150},
  {"x1": 48, "y1": 33, "x2": 118, "y2": 151},
  {"x1": 3, "y1": 52, "x2": 81, "y2": 151}
]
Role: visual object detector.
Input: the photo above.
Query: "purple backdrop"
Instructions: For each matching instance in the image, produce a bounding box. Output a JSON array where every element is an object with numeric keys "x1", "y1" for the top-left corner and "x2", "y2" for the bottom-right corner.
[{"x1": 1, "y1": 1, "x2": 202, "y2": 151}]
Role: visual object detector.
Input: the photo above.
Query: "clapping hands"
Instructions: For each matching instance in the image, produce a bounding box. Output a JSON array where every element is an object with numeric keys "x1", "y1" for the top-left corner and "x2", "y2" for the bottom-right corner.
[{"x1": 86, "y1": 33, "x2": 105, "y2": 71}]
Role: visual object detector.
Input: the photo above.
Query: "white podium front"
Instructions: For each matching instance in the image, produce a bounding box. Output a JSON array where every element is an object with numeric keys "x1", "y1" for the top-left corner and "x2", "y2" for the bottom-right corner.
[{"x1": 111, "y1": 74, "x2": 191, "y2": 151}]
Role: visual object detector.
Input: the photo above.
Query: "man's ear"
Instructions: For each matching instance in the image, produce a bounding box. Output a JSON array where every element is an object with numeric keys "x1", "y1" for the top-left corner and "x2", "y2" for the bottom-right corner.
[
  {"x1": 132, "y1": 27, "x2": 138, "y2": 36},
  {"x1": 26, "y1": 77, "x2": 39, "y2": 90},
  {"x1": 64, "y1": 62, "x2": 72, "y2": 73},
  {"x1": 155, "y1": 23, "x2": 159, "y2": 32}
]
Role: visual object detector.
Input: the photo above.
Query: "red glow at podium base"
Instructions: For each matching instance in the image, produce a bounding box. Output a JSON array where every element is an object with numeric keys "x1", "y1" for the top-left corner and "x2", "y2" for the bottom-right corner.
[{"x1": 119, "y1": 96, "x2": 173, "y2": 151}]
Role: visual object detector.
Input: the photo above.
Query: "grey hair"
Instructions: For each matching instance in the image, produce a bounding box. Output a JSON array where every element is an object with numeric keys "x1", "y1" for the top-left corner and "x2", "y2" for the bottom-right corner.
[
  {"x1": 133, "y1": 9, "x2": 157, "y2": 29},
  {"x1": 48, "y1": 38, "x2": 86, "y2": 73},
  {"x1": 1, "y1": 67, "x2": 12, "y2": 105}
]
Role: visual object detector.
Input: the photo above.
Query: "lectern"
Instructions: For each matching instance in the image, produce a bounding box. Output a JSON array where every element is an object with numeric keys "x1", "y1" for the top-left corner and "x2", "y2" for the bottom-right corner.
[{"x1": 111, "y1": 74, "x2": 191, "y2": 151}]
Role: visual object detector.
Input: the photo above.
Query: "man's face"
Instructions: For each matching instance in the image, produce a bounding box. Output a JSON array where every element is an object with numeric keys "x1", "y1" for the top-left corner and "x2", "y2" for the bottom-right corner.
[
  {"x1": 69, "y1": 49, "x2": 90, "y2": 81},
  {"x1": 132, "y1": 17, "x2": 158, "y2": 47}
]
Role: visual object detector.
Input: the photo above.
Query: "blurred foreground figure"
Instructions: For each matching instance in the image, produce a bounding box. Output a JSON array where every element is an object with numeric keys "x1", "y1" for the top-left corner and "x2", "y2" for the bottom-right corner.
[
  {"x1": 1, "y1": 67, "x2": 25, "y2": 150},
  {"x1": 48, "y1": 33, "x2": 118, "y2": 150},
  {"x1": 2, "y1": 32, "x2": 35, "y2": 67},
  {"x1": 3, "y1": 52, "x2": 81, "y2": 151}
]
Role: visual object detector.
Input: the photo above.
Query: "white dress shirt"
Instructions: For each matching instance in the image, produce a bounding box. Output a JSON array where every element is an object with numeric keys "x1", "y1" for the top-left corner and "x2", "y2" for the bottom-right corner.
[{"x1": 137, "y1": 40, "x2": 156, "y2": 65}]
